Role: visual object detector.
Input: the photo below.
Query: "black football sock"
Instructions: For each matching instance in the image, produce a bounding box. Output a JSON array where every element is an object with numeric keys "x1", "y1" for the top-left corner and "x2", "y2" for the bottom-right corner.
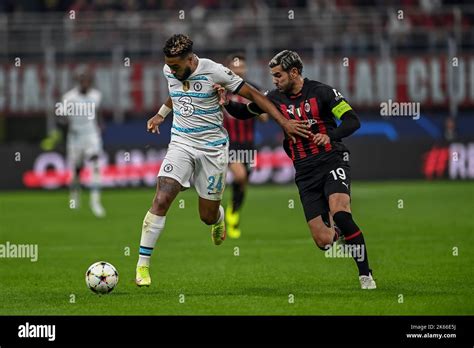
[
  {"x1": 333, "y1": 211, "x2": 370, "y2": 276},
  {"x1": 232, "y1": 182, "x2": 245, "y2": 213}
]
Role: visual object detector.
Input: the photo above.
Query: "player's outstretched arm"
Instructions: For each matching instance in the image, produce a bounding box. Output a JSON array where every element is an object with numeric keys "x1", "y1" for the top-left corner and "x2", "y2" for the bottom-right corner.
[
  {"x1": 237, "y1": 83, "x2": 311, "y2": 142},
  {"x1": 147, "y1": 96, "x2": 173, "y2": 135}
]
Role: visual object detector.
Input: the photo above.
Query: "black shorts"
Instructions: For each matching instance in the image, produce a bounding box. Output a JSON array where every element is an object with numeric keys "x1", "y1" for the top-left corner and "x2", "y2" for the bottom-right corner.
[
  {"x1": 229, "y1": 141, "x2": 254, "y2": 152},
  {"x1": 294, "y1": 152, "x2": 351, "y2": 221},
  {"x1": 229, "y1": 141, "x2": 255, "y2": 176}
]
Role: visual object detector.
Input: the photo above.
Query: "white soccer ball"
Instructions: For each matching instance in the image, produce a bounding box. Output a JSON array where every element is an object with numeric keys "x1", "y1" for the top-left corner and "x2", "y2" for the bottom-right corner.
[{"x1": 85, "y1": 261, "x2": 119, "y2": 294}]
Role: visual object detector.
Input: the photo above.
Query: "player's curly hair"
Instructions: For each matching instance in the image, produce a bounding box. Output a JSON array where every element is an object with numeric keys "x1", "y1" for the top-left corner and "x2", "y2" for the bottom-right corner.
[
  {"x1": 268, "y1": 50, "x2": 303, "y2": 74},
  {"x1": 163, "y1": 34, "x2": 193, "y2": 58}
]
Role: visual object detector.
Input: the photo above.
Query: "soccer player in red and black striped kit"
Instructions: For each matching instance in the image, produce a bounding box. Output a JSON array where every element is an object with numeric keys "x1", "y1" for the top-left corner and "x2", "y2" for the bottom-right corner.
[
  {"x1": 223, "y1": 53, "x2": 268, "y2": 239},
  {"x1": 217, "y1": 50, "x2": 376, "y2": 289}
]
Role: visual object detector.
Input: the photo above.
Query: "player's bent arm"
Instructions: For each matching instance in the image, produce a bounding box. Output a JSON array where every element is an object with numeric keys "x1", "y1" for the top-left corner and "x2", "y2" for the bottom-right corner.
[
  {"x1": 147, "y1": 96, "x2": 173, "y2": 134},
  {"x1": 258, "y1": 113, "x2": 269, "y2": 122},
  {"x1": 97, "y1": 109, "x2": 106, "y2": 132},
  {"x1": 214, "y1": 82, "x2": 268, "y2": 122},
  {"x1": 164, "y1": 96, "x2": 172, "y2": 108},
  {"x1": 224, "y1": 100, "x2": 262, "y2": 120},
  {"x1": 236, "y1": 83, "x2": 311, "y2": 139},
  {"x1": 158, "y1": 96, "x2": 173, "y2": 118},
  {"x1": 327, "y1": 110, "x2": 361, "y2": 141},
  {"x1": 236, "y1": 83, "x2": 286, "y2": 127}
]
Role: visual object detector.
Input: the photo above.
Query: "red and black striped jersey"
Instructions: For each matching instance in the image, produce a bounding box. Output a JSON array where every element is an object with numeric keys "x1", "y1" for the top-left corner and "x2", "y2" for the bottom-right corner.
[
  {"x1": 263, "y1": 78, "x2": 353, "y2": 163},
  {"x1": 223, "y1": 93, "x2": 255, "y2": 145}
]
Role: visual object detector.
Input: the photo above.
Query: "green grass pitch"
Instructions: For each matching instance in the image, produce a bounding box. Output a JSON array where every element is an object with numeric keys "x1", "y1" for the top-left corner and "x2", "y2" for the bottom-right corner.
[{"x1": 0, "y1": 181, "x2": 473, "y2": 315}]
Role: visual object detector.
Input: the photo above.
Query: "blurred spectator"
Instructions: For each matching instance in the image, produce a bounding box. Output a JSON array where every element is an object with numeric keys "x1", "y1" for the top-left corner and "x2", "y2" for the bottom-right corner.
[
  {"x1": 385, "y1": 6, "x2": 412, "y2": 52},
  {"x1": 444, "y1": 116, "x2": 457, "y2": 141}
]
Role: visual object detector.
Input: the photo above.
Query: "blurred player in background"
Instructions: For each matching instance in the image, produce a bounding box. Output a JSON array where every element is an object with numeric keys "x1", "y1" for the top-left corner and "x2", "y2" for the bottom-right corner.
[
  {"x1": 135, "y1": 34, "x2": 310, "y2": 287},
  {"x1": 62, "y1": 66, "x2": 106, "y2": 218},
  {"x1": 218, "y1": 50, "x2": 376, "y2": 289},
  {"x1": 223, "y1": 53, "x2": 268, "y2": 239}
]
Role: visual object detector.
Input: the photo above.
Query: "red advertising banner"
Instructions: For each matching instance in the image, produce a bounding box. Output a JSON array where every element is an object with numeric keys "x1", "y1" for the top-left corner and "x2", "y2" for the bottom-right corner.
[{"x1": 1, "y1": 55, "x2": 474, "y2": 115}]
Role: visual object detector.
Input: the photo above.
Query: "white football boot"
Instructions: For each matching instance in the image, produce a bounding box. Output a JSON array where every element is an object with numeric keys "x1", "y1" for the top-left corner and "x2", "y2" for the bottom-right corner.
[{"x1": 359, "y1": 272, "x2": 377, "y2": 290}]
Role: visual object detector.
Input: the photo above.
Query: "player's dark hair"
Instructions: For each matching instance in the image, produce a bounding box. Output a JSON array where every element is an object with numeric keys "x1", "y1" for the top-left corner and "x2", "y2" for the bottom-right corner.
[
  {"x1": 225, "y1": 52, "x2": 246, "y2": 67},
  {"x1": 268, "y1": 50, "x2": 303, "y2": 74},
  {"x1": 163, "y1": 34, "x2": 193, "y2": 58}
]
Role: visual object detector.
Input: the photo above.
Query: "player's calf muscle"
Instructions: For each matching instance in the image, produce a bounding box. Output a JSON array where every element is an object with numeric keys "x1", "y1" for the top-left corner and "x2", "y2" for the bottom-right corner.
[
  {"x1": 199, "y1": 212, "x2": 219, "y2": 225},
  {"x1": 198, "y1": 198, "x2": 221, "y2": 225},
  {"x1": 329, "y1": 193, "x2": 351, "y2": 214},
  {"x1": 308, "y1": 216, "x2": 334, "y2": 249}
]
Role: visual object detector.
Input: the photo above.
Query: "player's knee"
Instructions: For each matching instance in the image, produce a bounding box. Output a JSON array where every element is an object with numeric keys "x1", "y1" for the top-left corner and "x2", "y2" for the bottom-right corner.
[
  {"x1": 313, "y1": 234, "x2": 333, "y2": 250},
  {"x1": 309, "y1": 224, "x2": 334, "y2": 250},
  {"x1": 329, "y1": 196, "x2": 351, "y2": 215},
  {"x1": 233, "y1": 171, "x2": 247, "y2": 184},
  {"x1": 232, "y1": 168, "x2": 247, "y2": 184}
]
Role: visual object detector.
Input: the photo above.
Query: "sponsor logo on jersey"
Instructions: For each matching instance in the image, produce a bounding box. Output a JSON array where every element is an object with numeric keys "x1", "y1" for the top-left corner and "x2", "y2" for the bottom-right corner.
[
  {"x1": 183, "y1": 81, "x2": 190, "y2": 92},
  {"x1": 287, "y1": 105, "x2": 295, "y2": 115}
]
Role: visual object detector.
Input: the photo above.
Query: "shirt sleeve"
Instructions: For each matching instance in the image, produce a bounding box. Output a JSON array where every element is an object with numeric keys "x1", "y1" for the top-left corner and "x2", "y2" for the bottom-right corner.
[
  {"x1": 326, "y1": 110, "x2": 361, "y2": 141},
  {"x1": 321, "y1": 85, "x2": 353, "y2": 120},
  {"x1": 94, "y1": 90, "x2": 102, "y2": 108},
  {"x1": 211, "y1": 63, "x2": 244, "y2": 94}
]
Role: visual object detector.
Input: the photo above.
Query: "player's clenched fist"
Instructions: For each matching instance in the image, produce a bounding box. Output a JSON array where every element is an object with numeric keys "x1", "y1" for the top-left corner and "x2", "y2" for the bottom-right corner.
[
  {"x1": 147, "y1": 114, "x2": 165, "y2": 134},
  {"x1": 312, "y1": 133, "x2": 330, "y2": 145}
]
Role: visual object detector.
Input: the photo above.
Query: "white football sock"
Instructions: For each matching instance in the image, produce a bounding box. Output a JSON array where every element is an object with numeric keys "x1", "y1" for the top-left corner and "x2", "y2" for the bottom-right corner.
[
  {"x1": 137, "y1": 211, "x2": 166, "y2": 267},
  {"x1": 215, "y1": 205, "x2": 224, "y2": 224},
  {"x1": 89, "y1": 161, "x2": 103, "y2": 209},
  {"x1": 90, "y1": 189, "x2": 101, "y2": 204},
  {"x1": 90, "y1": 161, "x2": 101, "y2": 190},
  {"x1": 69, "y1": 166, "x2": 81, "y2": 209}
]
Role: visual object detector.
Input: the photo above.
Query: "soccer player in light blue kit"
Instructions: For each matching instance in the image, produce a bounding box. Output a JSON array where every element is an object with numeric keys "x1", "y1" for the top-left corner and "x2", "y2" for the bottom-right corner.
[{"x1": 135, "y1": 34, "x2": 310, "y2": 286}]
